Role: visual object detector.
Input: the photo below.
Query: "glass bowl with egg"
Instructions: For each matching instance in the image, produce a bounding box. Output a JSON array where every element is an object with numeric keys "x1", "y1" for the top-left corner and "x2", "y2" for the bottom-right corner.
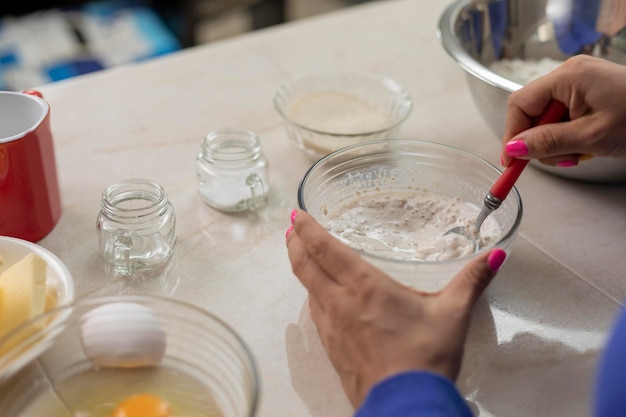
[
  {"x1": 438, "y1": 0, "x2": 626, "y2": 182},
  {"x1": 274, "y1": 72, "x2": 413, "y2": 159},
  {"x1": 0, "y1": 295, "x2": 260, "y2": 417},
  {"x1": 0, "y1": 236, "x2": 74, "y2": 380},
  {"x1": 297, "y1": 139, "x2": 523, "y2": 293}
]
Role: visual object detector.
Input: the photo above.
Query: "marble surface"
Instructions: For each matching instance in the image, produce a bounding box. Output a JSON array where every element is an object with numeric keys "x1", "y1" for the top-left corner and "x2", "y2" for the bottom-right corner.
[{"x1": 17, "y1": 0, "x2": 626, "y2": 415}]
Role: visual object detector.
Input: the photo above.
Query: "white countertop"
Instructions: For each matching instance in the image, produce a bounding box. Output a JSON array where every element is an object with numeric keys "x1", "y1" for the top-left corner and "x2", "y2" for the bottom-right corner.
[{"x1": 30, "y1": 0, "x2": 626, "y2": 415}]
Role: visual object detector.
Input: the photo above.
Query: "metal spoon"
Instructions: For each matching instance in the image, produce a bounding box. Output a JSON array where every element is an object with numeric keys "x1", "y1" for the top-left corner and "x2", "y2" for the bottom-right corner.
[{"x1": 444, "y1": 100, "x2": 569, "y2": 249}]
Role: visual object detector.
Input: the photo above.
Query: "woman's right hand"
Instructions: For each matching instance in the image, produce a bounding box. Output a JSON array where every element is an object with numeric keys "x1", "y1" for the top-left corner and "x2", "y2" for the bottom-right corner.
[{"x1": 501, "y1": 55, "x2": 626, "y2": 167}]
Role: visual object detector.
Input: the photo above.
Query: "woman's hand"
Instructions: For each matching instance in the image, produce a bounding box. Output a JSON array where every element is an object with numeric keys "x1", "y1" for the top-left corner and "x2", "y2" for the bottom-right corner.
[
  {"x1": 502, "y1": 55, "x2": 626, "y2": 167},
  {"x1": 285, "y1": 209, "x2": 506, "y2": 408}
]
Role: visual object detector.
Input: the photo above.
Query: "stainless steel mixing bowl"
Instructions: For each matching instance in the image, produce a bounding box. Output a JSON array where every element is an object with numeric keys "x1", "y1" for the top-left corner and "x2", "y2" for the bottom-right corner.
[{"x1": 438, "y1": 0, "x2": 626, "y2": 182}]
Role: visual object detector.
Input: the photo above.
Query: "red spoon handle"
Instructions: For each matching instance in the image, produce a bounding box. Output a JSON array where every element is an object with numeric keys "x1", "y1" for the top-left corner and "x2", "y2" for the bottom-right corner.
[{"x1": 490, "y1": 100, "x2": 569, "y2": 201}]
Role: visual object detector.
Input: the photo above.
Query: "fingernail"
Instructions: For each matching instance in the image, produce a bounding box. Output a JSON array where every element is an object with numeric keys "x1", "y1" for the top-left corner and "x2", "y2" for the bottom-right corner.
[
  {"x1": 505, "y1": 139, "x2": 529, "y2": 157},
  {"x1": 488, "y1": 249, "x2": 507, "y2": 272},
  {"x1": 285, "y1": 225, "x2": 294, "y2": 239},
  {"x1": 556, "y1": 160, "x2": 578, "y2": 168},
  {"x1": 290, "y1": 209, "x2": 298, "y2": 225}
]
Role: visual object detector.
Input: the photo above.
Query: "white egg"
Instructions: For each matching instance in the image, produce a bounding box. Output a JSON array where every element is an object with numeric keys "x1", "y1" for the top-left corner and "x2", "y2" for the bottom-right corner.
[{"x1": 80, "y1": 302, "x2": 166, "y2": 368}]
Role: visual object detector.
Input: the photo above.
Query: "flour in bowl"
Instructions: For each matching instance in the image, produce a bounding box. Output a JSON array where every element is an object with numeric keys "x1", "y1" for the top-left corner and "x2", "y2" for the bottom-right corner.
[
  {"x1": 287, "y1": 91, "x2": 392, "y2": 134},
  {"x1": 323, "y1": 190, "x2": 502, "y2": 262},
  {"x1": 489, "y1": 57, "x2": 563, "y2": 85}
]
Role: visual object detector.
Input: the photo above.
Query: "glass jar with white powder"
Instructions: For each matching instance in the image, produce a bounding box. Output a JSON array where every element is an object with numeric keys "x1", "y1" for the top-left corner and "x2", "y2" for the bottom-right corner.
[{"x1": 196, "y1": 128, "x2": 269, "y2": 212}]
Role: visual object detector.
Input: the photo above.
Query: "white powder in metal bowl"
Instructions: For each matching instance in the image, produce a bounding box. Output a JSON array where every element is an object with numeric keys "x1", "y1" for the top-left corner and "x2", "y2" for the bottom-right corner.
[{"x1": 489, "y1": 58, "x2": 563, "y2": 85}]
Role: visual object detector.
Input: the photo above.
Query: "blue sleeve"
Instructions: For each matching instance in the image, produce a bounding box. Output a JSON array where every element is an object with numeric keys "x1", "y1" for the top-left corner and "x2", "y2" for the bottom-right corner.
[
  {"x1": 354, "y1": 371, "x2": 474, "y2": 417},
  {"x1": 553, "y1": 0, "x2": 602, "y2": 54},
  {"x1": 595, "y1": 304, "x2": 626, "y2": 416}
]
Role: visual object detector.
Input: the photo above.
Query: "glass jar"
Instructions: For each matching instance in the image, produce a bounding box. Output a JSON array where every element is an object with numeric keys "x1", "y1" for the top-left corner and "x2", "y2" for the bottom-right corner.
[
  {"x1": 196, "y1": 129, "x2": 269, "y2": 212},
  {"x1": 96, "y1": 179, "x2": 176, "y2": 276}
]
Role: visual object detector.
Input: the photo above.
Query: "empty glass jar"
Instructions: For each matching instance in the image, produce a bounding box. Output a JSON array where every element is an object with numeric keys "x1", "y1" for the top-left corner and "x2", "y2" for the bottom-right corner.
[
  {"x1": 196, "y1": 129, "x2": 269, "y2": 212},
  {"x1": 96, "y1": 179, "x2": 176, "y2": 276}
]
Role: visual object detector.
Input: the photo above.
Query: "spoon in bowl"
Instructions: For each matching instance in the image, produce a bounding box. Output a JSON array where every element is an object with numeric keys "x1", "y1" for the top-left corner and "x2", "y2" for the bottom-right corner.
[{"x1": 444, "y1": 100, "x2": 569, "y2": 249}]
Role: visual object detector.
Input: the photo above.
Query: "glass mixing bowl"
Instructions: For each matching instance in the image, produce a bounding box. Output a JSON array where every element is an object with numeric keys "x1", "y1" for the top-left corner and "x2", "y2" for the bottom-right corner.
[
  {"x1": 298, "y1": 139, "x2": 523, "y2": 292},
  {"x1": 0, "y1": 295, "x2": 260, "y2": 417}
]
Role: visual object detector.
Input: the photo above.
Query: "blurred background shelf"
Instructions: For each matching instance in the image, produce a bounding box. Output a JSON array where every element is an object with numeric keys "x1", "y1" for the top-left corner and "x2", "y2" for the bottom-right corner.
[
  {"x1": 195, "y1": 0, "x2": 372, "y2": 44},
  {"x1": 0, "y1": 0, "x2": 374, "y2": 91}
]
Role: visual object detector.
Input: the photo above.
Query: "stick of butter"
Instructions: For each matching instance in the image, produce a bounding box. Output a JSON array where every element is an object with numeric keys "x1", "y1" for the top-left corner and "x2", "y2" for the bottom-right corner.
[{"x1": 0, "y1": 253, "x2": 48, "y2": 346}]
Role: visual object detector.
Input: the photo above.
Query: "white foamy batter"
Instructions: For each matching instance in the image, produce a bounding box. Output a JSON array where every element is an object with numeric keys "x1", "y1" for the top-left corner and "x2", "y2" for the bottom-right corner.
[{"x1": 323, "y1": 190, "x2": 502, "y2": 261}]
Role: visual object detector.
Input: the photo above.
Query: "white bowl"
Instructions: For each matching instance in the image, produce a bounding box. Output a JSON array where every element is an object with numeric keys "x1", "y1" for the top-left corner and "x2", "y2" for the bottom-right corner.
[{"x1": 0, "y1": 236, "x2": 74, "y2": 380}]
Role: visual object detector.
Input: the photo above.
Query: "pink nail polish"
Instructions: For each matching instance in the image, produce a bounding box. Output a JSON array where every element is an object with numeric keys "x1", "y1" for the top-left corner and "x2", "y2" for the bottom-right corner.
[
  {"x1": 556, "y1": 160, "x2": 578, "y2": 168},
  {"x1": 488, "y1": 249, "x2": 507, "y2": 272},
  {"x1": 290, "y1": 209, "x2": 298, "y2": 225},
  {"x1": 505, "y1": 140, "x2": 529, "y2": 157},
  {"x1": 285, "y1": 225, "x2": 294, "y2": 238}
]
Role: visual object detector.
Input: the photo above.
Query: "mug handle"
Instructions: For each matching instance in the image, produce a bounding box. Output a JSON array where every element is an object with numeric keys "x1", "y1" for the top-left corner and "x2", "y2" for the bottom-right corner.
[
  {"x1": 246, "y1": 174, "x2": 266, "y2": 211},
  {"x1": 23, "y1": 89, "x2": 44, "y2": 98},
  {"x1": 114, "y1": 233, "x2": 133, "y2": 275}
]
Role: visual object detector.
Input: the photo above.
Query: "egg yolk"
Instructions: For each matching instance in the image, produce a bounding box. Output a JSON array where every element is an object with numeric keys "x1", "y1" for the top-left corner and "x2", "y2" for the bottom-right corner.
[{"x1": 111, "y1": 394, "x2": 171, "y2": 417}]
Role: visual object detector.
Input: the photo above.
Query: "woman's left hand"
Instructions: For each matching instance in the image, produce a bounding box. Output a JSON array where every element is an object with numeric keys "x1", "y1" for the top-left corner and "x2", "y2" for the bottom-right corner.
[{"x1": 285, "y1": 209, "x2": 506, "y2": 408}]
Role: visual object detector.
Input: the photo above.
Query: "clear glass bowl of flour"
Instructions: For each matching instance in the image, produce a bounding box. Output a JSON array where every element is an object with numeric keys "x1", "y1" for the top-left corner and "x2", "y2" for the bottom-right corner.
[
  {"x1": 274, "y1": 72, "x2": 413, "y2": 159},
  {"x1": 297, "y1": 139, "x2": 522, "y2": 293}
]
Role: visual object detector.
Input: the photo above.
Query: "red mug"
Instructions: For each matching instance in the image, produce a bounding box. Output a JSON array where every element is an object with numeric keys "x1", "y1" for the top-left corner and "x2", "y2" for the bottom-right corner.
[{"x1": 0, "y1": 90, "x2": 61, "y2": 242}]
